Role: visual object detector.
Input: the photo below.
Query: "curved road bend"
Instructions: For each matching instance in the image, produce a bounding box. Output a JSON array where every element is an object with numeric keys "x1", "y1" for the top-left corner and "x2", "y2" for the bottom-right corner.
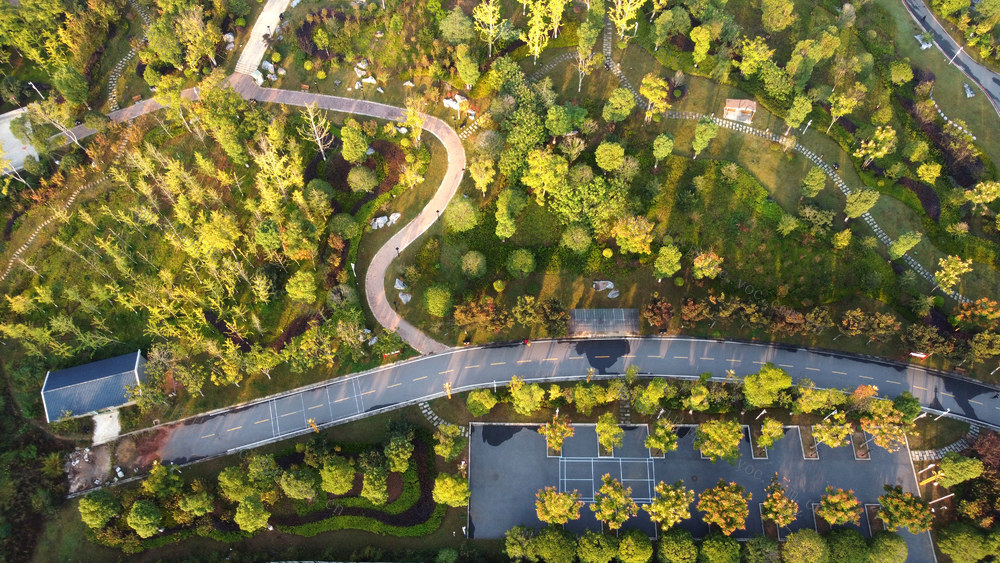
[
  {"x1": 902, "y1": 0, "x2": 1000, "y2": 118},
  {"x1": 150, "y1": 337, "x2": 1000, "y2": 465},
  {"x1": 228, "y1": 75, "x2": 458, "y2": 354}
]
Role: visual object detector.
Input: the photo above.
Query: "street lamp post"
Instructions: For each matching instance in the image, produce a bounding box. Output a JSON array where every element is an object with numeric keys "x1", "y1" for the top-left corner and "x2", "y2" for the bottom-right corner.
[
  {"x1": 934, "y1": 408, "x2": 951, "y2": 421},
  {"x1": 755, "y1": 409, "x2": 767, "y2": 420},
  {"x1": 27, "y1": 81, "x2": 44, "y2": 100},
  {"x1": 823, "y1": 409, "x2": 839, "y2": 421}
]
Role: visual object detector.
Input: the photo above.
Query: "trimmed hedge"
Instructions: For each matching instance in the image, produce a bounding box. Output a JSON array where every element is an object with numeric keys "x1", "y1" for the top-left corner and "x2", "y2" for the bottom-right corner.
[{"x1": 276, "y1": 504, "x2": 446, "y2": 538}]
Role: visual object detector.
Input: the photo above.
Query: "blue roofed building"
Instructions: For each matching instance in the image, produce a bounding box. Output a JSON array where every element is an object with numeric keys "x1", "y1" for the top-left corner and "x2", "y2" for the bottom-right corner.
[{"x1": 41, "y1": 350, "x2": 146, "y2": 423}]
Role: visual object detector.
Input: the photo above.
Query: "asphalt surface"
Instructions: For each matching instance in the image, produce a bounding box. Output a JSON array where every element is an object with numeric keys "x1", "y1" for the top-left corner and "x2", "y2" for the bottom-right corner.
[
  {"x1": 468, "y1": 422, "x2": 934, "y2": 561},
  {"x1": 902, "y1": 0, "x2": 1000, "y2": 118},
  {"x1": 152, "y1": 337, "x2": 1000, "y2": 465}
]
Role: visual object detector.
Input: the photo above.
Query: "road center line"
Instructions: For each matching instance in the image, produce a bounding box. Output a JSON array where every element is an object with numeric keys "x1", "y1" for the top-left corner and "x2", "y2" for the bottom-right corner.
[
  {"x1": 623, "y1": 354, "x2": 635, "y2": 358},
  {"x1": 491, "y1": 362, "x2": 506, "y2": 365},
  {"x1": 227, "y1": 426, "x2": 242, "y2": 432},
  {"x1": 726, "y1": 359, "x2": 741, "y2": 363},
  {"x1": 914, "y1": 385, "x2": 928, "y2": 391},
  {"x1": 439, "y1": 369, "x2": 453, "y2": 374},
  {"x1": 971, "y1": 400, "x2": 984, "y2": 405},
  {"x1": 569, "y1": 356, "x2": 584, "y2": 359},
  {"x1": 832, "y1": 371, "x2": 847, "y2": 375},
  {"x1": 412, "y1": 376, "x2": 427, "y2": 381},
  {"x1": 254, "y1": 419, "x2": 270, "y2": 424},
  {"x1": 752, "y1": 361, "x2": 765, "y2": 365},
  {"x1": 673, "y1": 355, "x2": 688, "y2": 359},
  {"x1": 517, "y1": 359, "x2": 533, "y2": 364},
  {"x1": 280, "y1": 411, "x2": 299, "y2": 417},
  {"x1": 700, "y1": 357, "x2": 714, "y2": 361},
  {"x1": 942, "y1": 392, "x2": 955, "y2": 398},
  {"x1": 334, "y1": 397, "x2": 351, "y2": 402},
  {"x1": 778, "y1": 364, "x2": 793, "y2": 368},
  {"x1": 465, "y1": 364, "x2": 481, "y2": 368},
  {"x1": 886, "y1": 380, "x2": 900, "y2": 384},
  {"x1": 201, "y1": 433, "x2": 215, "y2": 439},
  {"x1": 308, "y1": 404, "x2": 323, "y2": 410},
  {"x1": 859, "y1": 375, "x2": 874, "y2": 380},
  {"x1": 361, "y1": 390, "x2": 375, "y2": 396},
  {"x1": 805, "y1": 367, "x2": 820, "y2": 371},
  {"x1": 542, "y1": 358, "x2": 558, "y2": 362},
  {"x1": 387, "y1": 383, "x2": 401, "y2": 388},
  {"x1": 647, "y1": 355, "x2": 663, "y2": 358}
]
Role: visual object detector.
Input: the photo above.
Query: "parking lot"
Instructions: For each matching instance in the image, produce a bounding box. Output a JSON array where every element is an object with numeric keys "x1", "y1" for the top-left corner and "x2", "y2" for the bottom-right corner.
[{"x1": 468, "y1": 422, "x2": 934, "y2": 561}]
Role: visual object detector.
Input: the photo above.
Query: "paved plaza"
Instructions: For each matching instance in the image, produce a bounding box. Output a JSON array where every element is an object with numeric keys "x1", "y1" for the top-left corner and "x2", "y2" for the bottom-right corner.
[{"x1": 468, "y1": 423, "x2": 935, "y2": 562}]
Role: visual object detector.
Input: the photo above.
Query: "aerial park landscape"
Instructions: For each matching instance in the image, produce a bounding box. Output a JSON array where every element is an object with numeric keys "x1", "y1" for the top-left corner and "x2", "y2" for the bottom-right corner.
[{"x1": 2, "y1": 0, "x2": 1000, "y2": 560}]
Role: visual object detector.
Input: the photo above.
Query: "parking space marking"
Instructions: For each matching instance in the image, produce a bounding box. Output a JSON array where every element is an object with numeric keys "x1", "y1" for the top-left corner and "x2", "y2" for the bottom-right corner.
[
  {"x1": 413, "y1": 376, "x2": 428, "y2": 381},
  {"x1": 623, "y1": 354, "x2": 635, "y2": 358}
]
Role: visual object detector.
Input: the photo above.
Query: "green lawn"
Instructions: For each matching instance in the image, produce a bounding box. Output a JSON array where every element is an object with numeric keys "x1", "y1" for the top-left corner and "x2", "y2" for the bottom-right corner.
[{"x1": 907, "y1": 416, "x2": 970, "y2": 451}]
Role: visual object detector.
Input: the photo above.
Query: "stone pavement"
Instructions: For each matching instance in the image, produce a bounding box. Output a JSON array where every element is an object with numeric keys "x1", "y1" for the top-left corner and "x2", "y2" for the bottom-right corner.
[
  {"x1": 910, "y1": 423, "x2": 980, "y2": 461},
  {"x1": 417, "y1": 402, "x2": 469, "y2": 437},
  {"x1": 107, "y1": 0, "x2": 153, "y2": 112}
]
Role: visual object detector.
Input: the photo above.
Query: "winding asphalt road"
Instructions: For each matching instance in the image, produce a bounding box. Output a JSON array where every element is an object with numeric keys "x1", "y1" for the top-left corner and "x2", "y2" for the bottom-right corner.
[
  {"x1": 150, "y1": 337, "x2": 1000, "y2": 465},
  {"x1": 902, "y1": 0, "x2": 1000, "y2": 118}
]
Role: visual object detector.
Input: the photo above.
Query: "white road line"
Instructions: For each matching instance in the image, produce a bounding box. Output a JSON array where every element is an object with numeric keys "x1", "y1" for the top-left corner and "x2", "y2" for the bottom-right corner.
[
  {"x1": 805, "y1": 367, "x2": 820, "y2": 371},
  {"x1": 886, "y1": 380, "x2": 901, "y2": 384},
  {"x1": 832, "y1": 371, "x2": 847, "y2": 375},
  {"x1": 778, "y1": 364, "x2": 793, "y2": 368},
  {"x1": 859, "y1": 375, "x2": 874, "y2": 380}
]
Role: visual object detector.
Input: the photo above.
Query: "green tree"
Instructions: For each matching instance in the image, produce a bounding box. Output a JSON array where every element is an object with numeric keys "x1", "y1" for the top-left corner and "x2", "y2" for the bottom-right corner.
[
  {"x1": 690, "y1": 25, "x2": 711, "y2": 66},
  {"x1": 577, "y1": 530, "x2": 619, "y2": 563},
  {"x1": 654, "y1": 244, "x2": 683, "y2": 278},
  {"x1": 644, "y1": 480, "x2": 695, "y2": 530},
  {"x1": 545, "y1": 104, "x2": 586, "y2": 137},
  {"x1": 617, "y1": 528, "x2": 653, "y2": 563},
  {"x1": 653, "y1": 133, "x2": 674, "y2": 169},
  {"x1": 472, "y1": 0, "x2": 506, "y2": 57},
  {"x1": 595, "y1": 142, "x2": 626, "y2": 171},
  {"x1": 916, "y1": 162, "x2": 941, "y2": 185},
  {"x1": 143, "y1": 461, "x2": 183, "y2": 499},
  {"x1": 938, "y1": 452, "x2": 984, "y2": 487},
  {"x1": 347, "y1": 166, "x2": 378, "y2": 192},
  {"x1": 470, "y1": 157, "x2": 496, "y2": 193},
  {"x1": 340, "y1": 121, "x2": 370, "y2": 164},
  {"x1": 444, "y1": 197, "x2": 480, "y2": 233},
  {"x1": 590, "y1": 474, "x2": 638, "y2": 530},
  {"x1": 782, "y1": 529, "x2": 827, "y2": 563},
  {"x1": 561, "y1": 224, "x2": 592, "y2": 254},
  {"x1": 467, "y1": 388, "x2": 498, "y2": 416},
  {"x1": 699, "y1": 532, "x2": 740, "y2": 563},
  {"x1": 359, "y1": 451, "x2": 389, "y2": 506},
  {"x1": 126, "y1": 500, "x2": 162, "y2": 538},
  {"x1": 535, "y1": 486, "x2": 584, "y2": 524},
  {"x1": 889, "y1": 231, "x2": 922, "y2": 260},
  {"x1": 825, "y1": 528, "x2": 868, "y2": 562},
  {"x1": 645, "y1": 418, "x2": 679, "y2": 452},
  {"x1": 742, "y1": 536, "x2": 780, "y2": 563},
  {"x1": 817, "y1": 486, "x2": 861, "y2": 525},
  {"x1": 602, "y1": 88, "x2": 637, "y2": 123},
  {"x1": 844, "y1": 189, "x2": 880, "y2": 221},
  {"x1": 860, "y1": 400, "x2": 910, "y2": 452},
  {"x1": 178, "y1": 486, "x2": 214, "y2": 517},
  {"x1": 695, "y1": 419, "x2": 743, "y2": 464},
  {"x1": 611, "y1": 216, "x2": 655, "y2": 254},
  {"x1": 455, "y1": 43, "x2": 481, "y2": 87},
  {"x1": 509, "y1": 375, "x2": 546, "y2": 415},
  {"x1": 640, "y1": 73, "x2": 671, "y2": 122},
  {"x1": 596, "y1": 412, "x2": 625, "y2": 452},
  {"x1": 384, "y1": 431, "x2": 415, "y2": 473},
  {"x1": 218, "y1": 466, "x2": 259, "y2": 503},
  {"x1": 743, "y1": 362, "x2": 792, "y2": 408},
  {"x1": 506, "y1": 525, "x2": 535, "y2": 561},
  {"x1": 433, "y1": 473, "x2": 471, "y2": 507},
  {"x1": 827, "y1": 84, "x2": 866, "y2": 133},
  {"x1": 434, "y1": 424, "x2": 468, "y2": 460},
  {"x1": 966, "y1": 180, "x2": 1000, "y2": 209},
  {"x1": 936, "y1": 522, "x2": 992, "y2": 563},
  {"x1": 890, "y1": 61, "x2": 913, "y2": 85},
  {"x1": 757, "y1": 418, "x2": 785, "y2": 449},
  {"x1": 813, "y1": 411, "x2": 852, "y2": 447},
  {"x1": 761, "y1": 0, "x2": 796, "y2": 32},
  {"x1": 533, "y1": 525, "x2": 577, "y2": 563},
  {"x1": 286, "y1": 270, "x2": 317, "y2": 303},
  {"x1": 441, "y1": 6, "x2": 475, "y2": 44},
  {"x1": 521, "y1": 0, "x2": 551, "y2": 64},
  {"x1": 659, "y1": 528, "x2": 697, "y2": 563},
  {"x1": 78, "y1": 490, "x2": 120, "y2": 529},
  {"x1": 761, "y1": 474, "x2": 797, "y2": 528},
  {"x1": 53, "y1": 66, "x2": 88, "y2": 105},
  {"x1": 868, "y1": 531, "x2": 908, "y2": 563},
  {"x1": 698, "y1": 480, "x2": 750, "y2": 536},
  {"x1": 935, "y1": 255, "x2": 973, "y2": 292},
  {"x1": 507, "y1": 248, "x2": 536, "y2": 278},
  {"x1": 738, "y1": 36, "x2": 775, "y2": 77},
  {"x1": 279, "y1": 468, "x2": 318, "y2": 501},
  {"x1": 854, "y1": 127, "x2": 897, "y2": 168},
  {"x1": 495, "y1": 189, "x2": 527, "y2": 238},
  {"x1": 234, "y1": 497, "x2": 270, "y2": 532},
  {"x1": 877, "y1": 485, "x2": 932, "y2": 533},
  {"x1": 692, "y1": 116, "x2": 719, "y2": 158},
  {"x1": 832, "y1": 229, "x2": 852, "y2": 250},
  {"x1": 424, "y1": 285, "x2": 453, "y2": 318},
  {"x1": 692, "y1": 251, "x2": 723, "y2": 279},
  {"x1": 461, "y1": 251, "x2": 487, "y2": 278},
  {"x1": 785, "y1": 95, "x2": 812, "y2": 134},
  {"x1": 802, "y1": 166, "x2": 826, "y2": 198},
  {"x1": 319, "y1": 455, "x2": 355, "y2": 495}
]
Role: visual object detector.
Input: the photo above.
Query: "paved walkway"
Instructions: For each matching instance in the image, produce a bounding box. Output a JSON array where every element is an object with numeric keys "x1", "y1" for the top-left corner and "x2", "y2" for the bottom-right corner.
[
  {"x1": 910, "y1": 423, "x2": 980, "y2": 461},
  {"x1": 107, "y1": 0, "x2": 152, "y2": 112},
  {"x1": 902, "y1": 0, "x2": 1000, "y2": 119},
  {"x1": 234, "y1": 0, "x2": 291, "y2": 74}
]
